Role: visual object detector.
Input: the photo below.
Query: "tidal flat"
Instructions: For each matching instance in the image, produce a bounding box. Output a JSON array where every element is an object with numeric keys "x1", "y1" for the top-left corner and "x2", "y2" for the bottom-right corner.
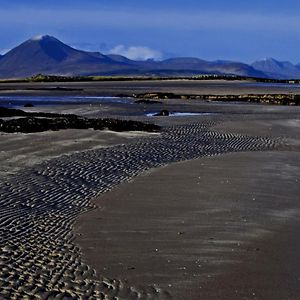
[{"x1": 0, "y1": 80, "x2": 299, "y2": 299}]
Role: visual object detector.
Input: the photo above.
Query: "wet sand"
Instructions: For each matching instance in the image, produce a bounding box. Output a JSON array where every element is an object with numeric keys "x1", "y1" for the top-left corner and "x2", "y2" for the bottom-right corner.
[
  {"x1": 0, "y1": 88, "x2": 299, "y2": 298},
  {"x1": 76, "y1": 151, "x2": 300, "y2": 300},
  {"x1": 1, "y1": 79, "x2": 300, "y2": 96},
  {"x1": 0, "y1": 129, "x2": 157, "y2": 178},
  {"x1": 75, "y1": 118, "x2": 300, "y2": 299}
]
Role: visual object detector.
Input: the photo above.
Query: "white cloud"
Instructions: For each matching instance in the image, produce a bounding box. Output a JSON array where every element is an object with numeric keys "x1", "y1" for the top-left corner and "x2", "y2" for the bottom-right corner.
[{"x1": 108, "y1": 45, "x2": 162, "y2": 61}]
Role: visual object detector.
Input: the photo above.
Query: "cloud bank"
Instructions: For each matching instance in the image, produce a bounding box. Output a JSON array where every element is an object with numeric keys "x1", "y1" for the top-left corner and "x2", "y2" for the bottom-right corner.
[{"x1": 108, "y1": 45, "x2": 162, "y2": 61}]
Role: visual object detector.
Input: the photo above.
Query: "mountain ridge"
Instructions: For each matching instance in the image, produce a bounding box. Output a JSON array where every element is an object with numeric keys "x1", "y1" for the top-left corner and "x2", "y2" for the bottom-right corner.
[
  {"x1": 251, "y1": 58, "x2": 300, "y2": 79},
  {"x1": 0, "y1": 35, "x2": 298, "y2": 79}
]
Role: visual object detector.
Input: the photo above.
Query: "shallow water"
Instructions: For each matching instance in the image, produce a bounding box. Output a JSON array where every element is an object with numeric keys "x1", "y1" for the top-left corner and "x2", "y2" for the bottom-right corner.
[
  {"x1": 239, "y1": 82, "x2": 300, "y2": 89},
  {"x1": 146, "y1": 112, "x2": 217, "y2": 117},
  {"x1": 0, "y1": 95, "x2": 132, "y2": 108}
]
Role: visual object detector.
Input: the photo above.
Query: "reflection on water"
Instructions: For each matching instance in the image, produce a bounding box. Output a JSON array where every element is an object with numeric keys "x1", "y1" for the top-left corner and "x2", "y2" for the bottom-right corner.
[
  {"x1": 146, "y1": 112, "x2": 217, "y2": 117},
  {"x1": 240, "y1": 82, "x2": 300, "y2": 89}
]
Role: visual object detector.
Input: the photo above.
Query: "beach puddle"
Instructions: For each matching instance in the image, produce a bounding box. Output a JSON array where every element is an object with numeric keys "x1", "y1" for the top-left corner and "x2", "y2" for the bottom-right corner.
[
  {"x1": 0, "y1": 96, "x2": 132, "y2": 108},
  {"x1": 146, "y1": 112, "x2": 217, "y2": 117}
]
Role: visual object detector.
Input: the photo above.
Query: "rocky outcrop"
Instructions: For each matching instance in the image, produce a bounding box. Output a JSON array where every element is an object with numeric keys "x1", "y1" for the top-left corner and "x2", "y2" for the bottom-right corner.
[
  {"x1": 0, "y1": 107, "x2": 160, "y2": 133},
  {"x1": 134, "y1": 93, "x2": 300, "y2": 105},
  {"x1": 154, "y1": 110, "x2": 170, "y2": 116},
  {"x1": 134, "y1": 99, "x2": 162, "y2": 104},
  {"x1": 23, "y1": 103, "x2": 34, "y2": 108}
]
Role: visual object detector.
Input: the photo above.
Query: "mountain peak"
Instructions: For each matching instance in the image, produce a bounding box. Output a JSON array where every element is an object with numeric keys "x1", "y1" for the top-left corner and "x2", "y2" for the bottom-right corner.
[
  {"x1": 262, "y1": 57, "x2": 277, "y2": 62},
  {"x1": 0, "y1": 35, "x2": 117, "y2": 78},
  {"x1": 252, "y1": 57, "x2": 300, "y2": 79},
  {"x1": 30, "y1": 35, "x2": 57, "y2": 42}
]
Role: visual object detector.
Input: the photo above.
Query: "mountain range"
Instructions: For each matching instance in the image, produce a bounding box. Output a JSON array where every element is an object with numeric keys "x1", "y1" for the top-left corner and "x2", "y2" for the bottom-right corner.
[{"x1": 0, "y1": 35, "x2": 299, "y2": 79}]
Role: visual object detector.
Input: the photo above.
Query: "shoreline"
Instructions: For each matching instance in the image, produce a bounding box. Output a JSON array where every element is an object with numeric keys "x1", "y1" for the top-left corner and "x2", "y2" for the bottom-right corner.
[{"x1": 2, "y1": 79, "x2": 300, "y2": 98}]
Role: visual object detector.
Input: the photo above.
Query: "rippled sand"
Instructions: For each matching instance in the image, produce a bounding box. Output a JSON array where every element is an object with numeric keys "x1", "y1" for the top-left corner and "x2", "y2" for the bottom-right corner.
[{"x1": 0, "y1": 96, "x2": 299, "y2": 299}]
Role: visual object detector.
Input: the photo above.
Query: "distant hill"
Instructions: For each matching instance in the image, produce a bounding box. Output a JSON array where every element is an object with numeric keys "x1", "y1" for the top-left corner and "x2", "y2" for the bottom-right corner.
[
  {"x1": 0, "y1": 35, "x2": 297, "y2": 79},
  {"x1": 106, "y1": 54, "x2": 135, "y2": 64},
  {"x1": 252, "y1": 58, "x2": 300, "y2": 79}
]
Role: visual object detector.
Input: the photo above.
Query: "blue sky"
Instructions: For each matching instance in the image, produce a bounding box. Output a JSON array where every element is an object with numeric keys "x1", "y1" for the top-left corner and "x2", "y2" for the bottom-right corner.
[{"x1": 1, "y1": 0, "x2": 300, "y2": 63}]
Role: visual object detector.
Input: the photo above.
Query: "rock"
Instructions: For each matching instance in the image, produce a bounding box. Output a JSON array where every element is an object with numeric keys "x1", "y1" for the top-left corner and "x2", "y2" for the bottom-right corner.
[
  {"x1": 134, "y1": 99, "x2": 162, "y2": 104},
  {"x1": 154, "y1": 110, "x2": 169, "y2": 116},
  {"x1": 24, "y1": 103, "x2": 34, "y2": 108},
  {"x1": 0, "y1": 107, "x2": 161, "y2": 133}
]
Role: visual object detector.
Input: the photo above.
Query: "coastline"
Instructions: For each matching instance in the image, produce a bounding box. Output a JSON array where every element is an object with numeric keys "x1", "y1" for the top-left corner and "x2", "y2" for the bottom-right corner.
[{"x1": 2, "y1": 79, "x2": 300, "y2": 97}]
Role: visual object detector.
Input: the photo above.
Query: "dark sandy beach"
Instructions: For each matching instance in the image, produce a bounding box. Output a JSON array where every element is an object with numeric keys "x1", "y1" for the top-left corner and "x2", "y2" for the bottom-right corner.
[
  {"x1": 0, "y1": 80, "x2": 299, "y2": 299},
  {"x1": 1, "y1": 79, "x2": 300, "y2": 97},
  {"x1": 75, "y1": 119, "x2": 300, "y2": 300}
]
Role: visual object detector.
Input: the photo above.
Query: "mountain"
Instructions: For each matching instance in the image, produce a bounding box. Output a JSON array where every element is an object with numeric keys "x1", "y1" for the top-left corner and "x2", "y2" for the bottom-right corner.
[
  {"x1": 145, "y1": 57, "x2": 263, "y2": 77},
  {"x1": 0, "y1": 35, "x2": 280, "y2": 79},
  {"x1": 252, "y1": 58, "x2": 300, "y2": 79},
  {"x1": 0, "y1": 35, "x2": 136, "y2": 78},
  {"x1": 106, "y1": 54, "x2": 135, "y2": 64}
]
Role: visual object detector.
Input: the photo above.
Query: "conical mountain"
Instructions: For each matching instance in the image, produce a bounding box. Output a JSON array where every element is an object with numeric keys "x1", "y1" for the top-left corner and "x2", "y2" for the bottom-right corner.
[{"x1": 0, "y1": 35, "x2": 127, "y2": 78}]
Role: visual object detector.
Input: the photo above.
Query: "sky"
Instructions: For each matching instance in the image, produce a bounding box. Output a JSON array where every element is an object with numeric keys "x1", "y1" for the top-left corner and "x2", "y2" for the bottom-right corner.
[{"x1": 1, "y1": 0, "x2": 300, "y2": 63}]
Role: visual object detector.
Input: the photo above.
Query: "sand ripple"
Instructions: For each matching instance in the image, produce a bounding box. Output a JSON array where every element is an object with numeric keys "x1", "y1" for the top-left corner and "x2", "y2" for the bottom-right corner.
[{"x1": 0, "y1": 119, "x2": 279, "y2": 299}]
